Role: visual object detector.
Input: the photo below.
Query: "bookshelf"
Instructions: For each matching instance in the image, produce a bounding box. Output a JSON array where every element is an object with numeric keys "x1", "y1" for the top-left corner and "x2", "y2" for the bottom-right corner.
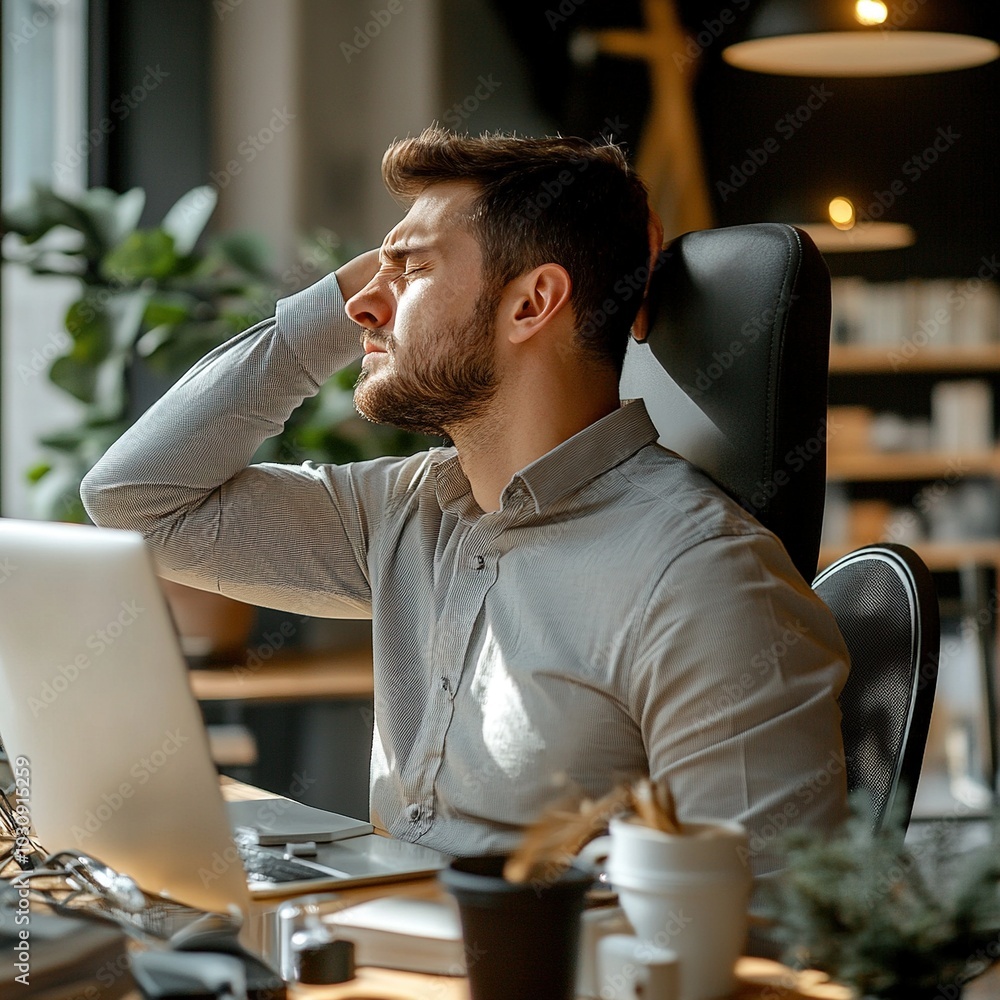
[
  {"x1": 827, "y1": 449, "x2": 1000, "y2": 482},
  {"x1": 819, "y1": 539, "x2": 1000, "y2": 574},
  {"x1": 830, "y1": 344, "x2": 1000, "y2": 374},
  {"x1": 825, "y1": 276, "x2": 1000, "y2": 550},
  {"x1": 825, "y1": 276, "x2": 1000, "y2": 809}
]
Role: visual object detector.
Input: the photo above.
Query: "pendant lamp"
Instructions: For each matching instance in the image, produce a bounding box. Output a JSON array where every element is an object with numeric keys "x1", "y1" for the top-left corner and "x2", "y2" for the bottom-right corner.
[
  {"x1": 794, "y1": 196, "x2": 916, "y2": 252},
  {"x1": 723, "y1": 0, "x2": 1000, "y2": 76}
]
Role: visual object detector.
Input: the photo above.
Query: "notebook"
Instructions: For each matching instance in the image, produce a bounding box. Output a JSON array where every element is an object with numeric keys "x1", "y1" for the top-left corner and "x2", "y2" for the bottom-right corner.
[{"x1": 0, "y1": 518, "x2": 447, "y2": 917}]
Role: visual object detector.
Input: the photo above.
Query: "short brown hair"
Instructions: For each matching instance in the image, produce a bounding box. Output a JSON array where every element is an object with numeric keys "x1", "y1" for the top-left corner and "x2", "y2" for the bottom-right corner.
[{"x1": 382, "y1": 126, "x2": 650, "y2": 374}]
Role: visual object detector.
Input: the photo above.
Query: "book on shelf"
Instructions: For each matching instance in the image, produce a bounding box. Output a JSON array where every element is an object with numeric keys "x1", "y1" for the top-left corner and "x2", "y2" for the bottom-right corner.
[
  {"x1": 831, "y1": 277, "x2": 1000, "y2": 349},
  {"x1": 931, "y1": 380, "x2": 994, "y2": 453}
]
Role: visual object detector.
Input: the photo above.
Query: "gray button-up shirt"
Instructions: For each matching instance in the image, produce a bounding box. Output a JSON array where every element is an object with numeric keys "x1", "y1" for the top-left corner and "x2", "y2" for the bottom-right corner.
[{"x1": 82, "y1": 272, "x2": 849, "y2": 884}]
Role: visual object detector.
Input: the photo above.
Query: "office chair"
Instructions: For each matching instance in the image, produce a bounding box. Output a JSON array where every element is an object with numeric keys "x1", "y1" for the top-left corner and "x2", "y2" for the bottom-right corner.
[
  {"x1": 620, "y1": 225, "x2": 939, "y2": 830},
  {"x1": 812, "y1": 543, "x2": 940, "y2": 832},
  {"x1": 620, "y1": 222, "x2": 831, "y2": 583}
]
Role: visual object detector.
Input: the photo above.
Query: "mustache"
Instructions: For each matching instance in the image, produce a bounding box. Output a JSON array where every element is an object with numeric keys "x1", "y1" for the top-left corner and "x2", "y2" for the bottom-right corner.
[{"x1": 358, "y1": 331, "x2": 393, "y2": 353}]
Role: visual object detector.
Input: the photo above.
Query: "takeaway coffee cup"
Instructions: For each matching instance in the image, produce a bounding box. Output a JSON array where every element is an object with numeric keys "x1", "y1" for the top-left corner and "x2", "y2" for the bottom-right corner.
[
  {"x1": 579, "y1": 816, "x2": 751, "y2": 1000},
  {"x1": 439, "y1": 855, "x2": 592, "y2": 1000}
]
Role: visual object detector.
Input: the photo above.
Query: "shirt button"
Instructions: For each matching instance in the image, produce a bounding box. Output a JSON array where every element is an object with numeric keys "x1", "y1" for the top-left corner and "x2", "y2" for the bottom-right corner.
[
  {"x1": 406, "y1": 804, "x2": 421, "y2": 823},
  {"x1": 440, "y1": 676, "x2": 450, "y2": 692},
  {"x1": 474, "y1": 554, "x2": 485, "y2": 570}
]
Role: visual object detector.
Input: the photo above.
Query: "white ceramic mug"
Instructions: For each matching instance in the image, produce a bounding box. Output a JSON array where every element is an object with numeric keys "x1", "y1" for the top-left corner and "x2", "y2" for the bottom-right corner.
[
  {"x1": 597, "y1": 933, "x2": 679, "y2": 1000},
  {"x1": 580, "y1": 816, "x2": 751, "y2": 1000},
  {"x1": 576, "y1": 906, "x2": 633, "y2": 998}
]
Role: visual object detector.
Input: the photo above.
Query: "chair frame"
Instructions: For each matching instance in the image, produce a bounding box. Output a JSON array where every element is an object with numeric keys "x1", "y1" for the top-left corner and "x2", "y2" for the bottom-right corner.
[{"x1": 812, "y1": 542, "x2": 940, "y2": 831}]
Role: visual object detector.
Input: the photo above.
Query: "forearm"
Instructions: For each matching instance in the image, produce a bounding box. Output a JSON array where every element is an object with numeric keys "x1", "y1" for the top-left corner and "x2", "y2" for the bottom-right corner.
[{"x1": 80, "y1": 272, "x2": 361, "y2": 584}]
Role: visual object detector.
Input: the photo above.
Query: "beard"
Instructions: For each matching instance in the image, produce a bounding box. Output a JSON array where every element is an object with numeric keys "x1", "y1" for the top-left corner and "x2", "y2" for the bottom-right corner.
[{"x1": 353, "y1": 291, "x2": 500, "y2": 437}]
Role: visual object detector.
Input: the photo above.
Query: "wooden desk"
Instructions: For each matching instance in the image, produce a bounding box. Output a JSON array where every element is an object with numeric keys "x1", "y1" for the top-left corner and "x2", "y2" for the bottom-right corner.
[
  {"x1": 189, "y1": 647, "x2": 374, "y2": 703},
  {"x1": 284, "y1": 960, "x2": 857, "y2": 999},
  {"x1": 280, "y1": 923, "x2": 1000, "y2": 1000}
]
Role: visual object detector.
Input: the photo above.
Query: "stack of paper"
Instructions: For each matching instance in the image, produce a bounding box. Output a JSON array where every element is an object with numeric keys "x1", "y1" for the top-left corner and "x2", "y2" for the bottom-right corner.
[{"x1": 325, "y1": 896, "x2": 466, "y2": 976}]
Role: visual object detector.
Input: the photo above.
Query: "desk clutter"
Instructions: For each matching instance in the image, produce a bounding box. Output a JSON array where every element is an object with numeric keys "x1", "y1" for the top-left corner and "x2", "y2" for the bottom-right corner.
[
  {"x1": 0, "y1": 858, "x2": 287, "y2": 1000},
  {"x1": 276, "y1": 894, "x2": 464, "y2": 979},
  {"x1": 0, "y1": 781, "x2": 282, "y2": 999},
  {"x1": 266, "y1": 780, "x2": 755, "y2": 1000},
  {"x1": 268, "y1": 894, "x2": 857, "y2": 1000},
  {"x1": 458, "y1": 779, "x2": 750, "y2": 1000},
  {"x1": 0, "y1": 881, "x2": 135, "y2": 1000}
]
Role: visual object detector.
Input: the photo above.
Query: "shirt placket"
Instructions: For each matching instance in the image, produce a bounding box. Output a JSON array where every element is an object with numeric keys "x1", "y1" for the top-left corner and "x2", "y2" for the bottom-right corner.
[{"x1": 404, "y1": 513, "x2": 509, "y2": 839}]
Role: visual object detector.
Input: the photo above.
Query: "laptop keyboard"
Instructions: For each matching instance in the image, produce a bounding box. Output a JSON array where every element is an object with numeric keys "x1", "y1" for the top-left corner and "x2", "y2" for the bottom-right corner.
[{"x1": 238, "y1": 843, "x2": 347, "y2": 884}]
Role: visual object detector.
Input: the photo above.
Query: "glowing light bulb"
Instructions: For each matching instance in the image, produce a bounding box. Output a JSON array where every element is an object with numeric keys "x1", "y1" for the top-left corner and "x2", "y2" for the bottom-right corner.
[
  {"x1": 828, "y1": 197, "x2": 856, "y2": 231},
  {"x1": 855, "y1": 1, "x2": 888, "y2": 26}
]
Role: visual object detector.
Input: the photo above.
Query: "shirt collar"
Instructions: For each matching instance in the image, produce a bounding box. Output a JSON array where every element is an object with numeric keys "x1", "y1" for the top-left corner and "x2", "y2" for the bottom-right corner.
[{"x1": 431, "y1": 399, "x2": 659, "y2": 518}]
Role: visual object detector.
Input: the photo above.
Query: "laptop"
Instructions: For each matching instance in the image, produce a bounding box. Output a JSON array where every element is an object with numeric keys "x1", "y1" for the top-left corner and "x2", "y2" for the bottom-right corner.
[{"x1": 0, "y1": 518, "x2": 447, "y2": 919}]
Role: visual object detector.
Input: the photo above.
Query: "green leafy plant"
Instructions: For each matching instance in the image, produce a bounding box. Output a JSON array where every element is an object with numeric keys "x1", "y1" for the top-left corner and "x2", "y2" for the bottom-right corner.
[
  {"x1": 764, "y1": 795, "x2": 1000, "y2": 999},
  {"x1": 2, "y1": 184, "x2": 431, "y2": 521}
]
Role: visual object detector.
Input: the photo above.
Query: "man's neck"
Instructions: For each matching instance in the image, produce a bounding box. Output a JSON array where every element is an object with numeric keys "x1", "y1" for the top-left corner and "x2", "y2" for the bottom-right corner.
[{"x1": 448, "y1": 375, "x2": 621, "y2": 513}]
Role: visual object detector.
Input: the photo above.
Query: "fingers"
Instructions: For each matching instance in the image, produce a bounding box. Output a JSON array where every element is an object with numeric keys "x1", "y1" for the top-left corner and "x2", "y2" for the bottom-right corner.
[
  {"x1": 647, "y1": 208, "x2": 665, "y2": 274},
  {"x1": 632, "y1": 206, "x2": 666, "y2": 343}
]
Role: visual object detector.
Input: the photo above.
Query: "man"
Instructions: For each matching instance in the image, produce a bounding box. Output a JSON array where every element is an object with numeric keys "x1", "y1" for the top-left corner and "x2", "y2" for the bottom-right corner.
[{"x1": 82, "y1": 127, "x2": 848, "y2": 890}]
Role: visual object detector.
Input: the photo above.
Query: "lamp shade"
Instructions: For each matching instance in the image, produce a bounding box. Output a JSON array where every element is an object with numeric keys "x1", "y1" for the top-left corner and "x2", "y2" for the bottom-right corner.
[
  {"x1": 773, "y1": 194, "x2": 917, "y2": 253},
  {"x1": 723, "y1": 0, "x2": 1000, "y2": 76},
  {"x1": 794, "y1": 221, "x2": 915, "y2": 252}
]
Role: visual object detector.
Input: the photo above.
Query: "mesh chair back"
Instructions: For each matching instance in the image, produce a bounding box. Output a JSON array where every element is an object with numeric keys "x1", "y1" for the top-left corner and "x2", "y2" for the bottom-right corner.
[{"x1": 812, "y1": 543, "x2": 940, "y2": 831}]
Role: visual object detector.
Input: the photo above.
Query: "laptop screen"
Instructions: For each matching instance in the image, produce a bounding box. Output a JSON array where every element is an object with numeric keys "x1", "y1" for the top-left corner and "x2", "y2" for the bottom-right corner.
[{"x1": 0, "y1": 518, "x2": 250, "y2": 915}]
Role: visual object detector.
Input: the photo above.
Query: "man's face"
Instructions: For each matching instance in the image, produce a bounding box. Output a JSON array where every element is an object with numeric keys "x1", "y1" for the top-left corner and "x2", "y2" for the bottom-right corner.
[{"x1": 346, "y1": 181, "x2": 500, "y2": 437}]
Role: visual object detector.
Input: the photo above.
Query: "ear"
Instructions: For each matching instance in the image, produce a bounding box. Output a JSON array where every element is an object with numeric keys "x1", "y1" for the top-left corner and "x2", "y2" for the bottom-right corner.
[{"x1": 501, "y1": 264, "x2": 573, "y2": 346}]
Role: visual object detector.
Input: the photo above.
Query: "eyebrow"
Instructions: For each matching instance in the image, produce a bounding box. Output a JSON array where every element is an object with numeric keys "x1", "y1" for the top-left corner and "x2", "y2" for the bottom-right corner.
[{"x1": 380, "y1": 242, "x2": 437, "y2": 265}]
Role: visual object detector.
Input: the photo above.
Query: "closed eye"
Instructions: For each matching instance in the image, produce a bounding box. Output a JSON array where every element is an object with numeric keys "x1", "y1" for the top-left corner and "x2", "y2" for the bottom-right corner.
[
  {"x1": 379, "y1": 264, "x2": 409, "y2": 286},
  {"x1": 385, "y1": 267, "x2": 415, "y2": 287},
  {"x1": 401, "y1": 262, "x2": 429, "y2": 281},
  {"x1": 380, "y1": 241, "x2": 435, "y2": 277}
]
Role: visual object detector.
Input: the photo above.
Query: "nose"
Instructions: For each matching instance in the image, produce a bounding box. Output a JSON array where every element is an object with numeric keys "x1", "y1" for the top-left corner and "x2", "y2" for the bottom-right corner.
[{"x1": 345, "y1": 273, "x2": 394, "y2": 331}]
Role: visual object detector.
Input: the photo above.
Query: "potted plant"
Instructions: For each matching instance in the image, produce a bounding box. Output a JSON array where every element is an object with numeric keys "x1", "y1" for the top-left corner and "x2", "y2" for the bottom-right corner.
[
  {"x1": 2, "y1": 183, "x2": 432, "y2": 656},
  {"x1": 3, "y1": 183, "x2": 273, "y2": 520},
  {"x1": 764, "y1": 796, "x2": 1000, "y2": 1000}
]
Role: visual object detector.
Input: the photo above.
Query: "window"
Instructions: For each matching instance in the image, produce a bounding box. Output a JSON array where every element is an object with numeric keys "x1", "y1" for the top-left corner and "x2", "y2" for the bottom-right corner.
[{"x1": 2, "y1": 0, "x2": 88, "y2": 517}]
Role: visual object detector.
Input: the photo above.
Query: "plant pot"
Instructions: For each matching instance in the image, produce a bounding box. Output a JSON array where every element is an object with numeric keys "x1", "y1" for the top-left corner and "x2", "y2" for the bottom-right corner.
[{"x1": 159, "y1": 579, "x2": 256, "y2": 664}]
